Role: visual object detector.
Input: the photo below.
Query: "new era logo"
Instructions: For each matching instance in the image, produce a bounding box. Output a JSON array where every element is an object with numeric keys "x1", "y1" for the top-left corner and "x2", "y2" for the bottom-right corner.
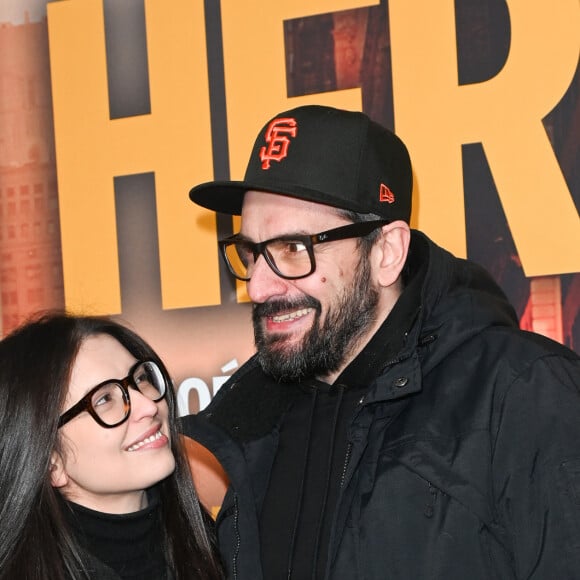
[{"x1": 379, "y1": 183, "x2": 395, "y2": 203}]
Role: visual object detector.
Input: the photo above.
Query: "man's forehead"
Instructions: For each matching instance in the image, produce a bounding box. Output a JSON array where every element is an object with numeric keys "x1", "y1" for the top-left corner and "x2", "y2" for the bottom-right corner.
[
  {"x1": 240, "y1": 190, "x2": 344, "y2": 238},
  {"x1": 241, "y1": 189, "x2": 339, "y2": 216}
]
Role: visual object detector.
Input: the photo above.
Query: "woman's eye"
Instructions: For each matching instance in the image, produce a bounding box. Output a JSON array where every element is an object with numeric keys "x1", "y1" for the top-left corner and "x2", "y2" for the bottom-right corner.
[
  {"x1": 134, "y1": 372, "x2": 147, "y2": 385},
  {"x1": 94, "y1": 392, "x2": 113, "y2": 407}
]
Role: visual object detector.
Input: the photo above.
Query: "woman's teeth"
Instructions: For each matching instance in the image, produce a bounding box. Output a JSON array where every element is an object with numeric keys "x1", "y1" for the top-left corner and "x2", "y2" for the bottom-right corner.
[
  {"x1": 127, "y1": 429, "x2": 163, "y2": 452},
  {"x1": 272, "y1": 308, "x2": 312, "y2": 323}
]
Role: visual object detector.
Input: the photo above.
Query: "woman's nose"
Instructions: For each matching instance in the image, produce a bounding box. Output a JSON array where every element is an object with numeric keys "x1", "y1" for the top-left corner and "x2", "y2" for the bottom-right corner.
[{"x1": 128, "y1": 388, "x2": 159, "y2": 420}]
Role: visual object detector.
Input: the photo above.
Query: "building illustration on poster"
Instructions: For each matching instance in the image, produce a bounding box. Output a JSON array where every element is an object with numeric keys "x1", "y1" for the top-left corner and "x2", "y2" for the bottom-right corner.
[
  {"x1": 0, "y1": 14, "x2": 64, "y2": 336},
  {"x1": 0, "y1": 0, "x2": 578, "y2": 416}
]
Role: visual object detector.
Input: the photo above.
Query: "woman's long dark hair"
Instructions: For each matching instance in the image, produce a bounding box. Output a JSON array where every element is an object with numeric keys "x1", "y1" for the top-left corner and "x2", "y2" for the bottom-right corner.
[{"x1": 0, "y1": 312, "x2": 222, "y2": 579}]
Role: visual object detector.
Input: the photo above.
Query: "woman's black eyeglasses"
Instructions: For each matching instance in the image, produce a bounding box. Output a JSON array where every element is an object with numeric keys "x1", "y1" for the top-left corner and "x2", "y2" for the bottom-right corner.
[{"x1": 58, "y1": 360, "x2": 167, "y2": 429}]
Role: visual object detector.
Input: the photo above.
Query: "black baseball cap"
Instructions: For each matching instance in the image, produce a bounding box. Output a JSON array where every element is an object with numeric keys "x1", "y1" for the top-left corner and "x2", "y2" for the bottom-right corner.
[{"x1": 189, "y1": 105, "x2": 412, "y2": 222}]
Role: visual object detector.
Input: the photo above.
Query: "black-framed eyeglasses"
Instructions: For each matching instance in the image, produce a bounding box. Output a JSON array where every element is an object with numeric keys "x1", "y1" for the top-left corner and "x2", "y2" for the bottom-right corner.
[
  {"x1": 218, "y1": 219, "x2": 389, "y2": 281},
  {"x1": 58, "y1": 360, "x2": 167, "y2": 429}
]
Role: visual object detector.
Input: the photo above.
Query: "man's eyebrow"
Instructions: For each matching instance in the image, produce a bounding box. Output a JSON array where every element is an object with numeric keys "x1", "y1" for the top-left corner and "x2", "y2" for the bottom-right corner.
[
  {"x1": 232, "y1": 231, "x2": 311, "y2": 243},
  {"x1": 229, "y1": 233, "x2": 249, "y2": 242},
  {"x1": 223, "y1": 232, "x2": 257, "y2": 245}
]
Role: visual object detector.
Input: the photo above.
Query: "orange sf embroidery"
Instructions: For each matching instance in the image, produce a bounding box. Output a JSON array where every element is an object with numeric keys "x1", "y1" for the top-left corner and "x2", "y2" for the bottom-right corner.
[{"x1": 259, "y1": 117, "x2": 298, "y2": 169}]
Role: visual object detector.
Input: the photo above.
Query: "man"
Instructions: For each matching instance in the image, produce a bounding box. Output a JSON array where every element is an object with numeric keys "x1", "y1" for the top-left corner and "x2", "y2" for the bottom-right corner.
[{"x1": 182, "y1": 105, "x2": 580, "y2": 579}]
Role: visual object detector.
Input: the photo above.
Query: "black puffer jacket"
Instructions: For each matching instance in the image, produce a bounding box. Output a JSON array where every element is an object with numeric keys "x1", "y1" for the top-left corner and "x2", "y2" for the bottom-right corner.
[{"x1": 182, "y1": 231, "x2": 580, "y2": 579}]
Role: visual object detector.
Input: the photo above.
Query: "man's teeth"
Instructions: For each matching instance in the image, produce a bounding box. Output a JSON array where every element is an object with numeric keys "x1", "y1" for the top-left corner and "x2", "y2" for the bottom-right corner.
[
  {"x1": 127, "y1": 429, "x2": 163, "y2": 452},
  {"x1": 272, "y1": 308, "x2": 312, "y2": 323}
]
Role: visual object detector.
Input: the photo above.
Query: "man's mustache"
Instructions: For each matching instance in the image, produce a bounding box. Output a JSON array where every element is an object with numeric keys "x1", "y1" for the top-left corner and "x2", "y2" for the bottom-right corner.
[{"x1": 253, "y1": 296, "x2": 320, "y2": 319}]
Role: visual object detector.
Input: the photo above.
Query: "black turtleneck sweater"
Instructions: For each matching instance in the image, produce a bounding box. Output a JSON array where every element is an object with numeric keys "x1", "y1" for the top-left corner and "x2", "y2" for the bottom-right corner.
[{"x1": 64, "y1": 493, "x2": 167, "y2": 580}]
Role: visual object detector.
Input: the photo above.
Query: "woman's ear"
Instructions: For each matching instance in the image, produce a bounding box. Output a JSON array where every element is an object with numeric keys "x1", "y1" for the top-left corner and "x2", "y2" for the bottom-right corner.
[
  {"x1": 49, "y1": 451, "x2": 68, "y2": 488},
  {"x1": 374, "y1": 220, "x2": 411, "y2": 287}
]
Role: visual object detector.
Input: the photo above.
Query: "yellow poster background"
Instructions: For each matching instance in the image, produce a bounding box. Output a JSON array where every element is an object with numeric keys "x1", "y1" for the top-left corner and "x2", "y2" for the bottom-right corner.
[{"x1": 0, "y1": 0, "x2": 578, "y2": 433}]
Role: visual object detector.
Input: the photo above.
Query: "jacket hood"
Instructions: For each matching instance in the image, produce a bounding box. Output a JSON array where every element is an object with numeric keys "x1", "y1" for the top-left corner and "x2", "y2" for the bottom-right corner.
[{"x1": 407, "y1": 230, "x2": 519, "y2": 373}]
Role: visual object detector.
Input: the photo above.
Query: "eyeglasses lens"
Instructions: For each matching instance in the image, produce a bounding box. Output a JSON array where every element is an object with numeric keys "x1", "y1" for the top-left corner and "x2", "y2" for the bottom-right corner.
[
  {"x1": 266, "y1": 240, "x2": 312, "y2": 278},
  {"x1": 132, "y1": 361, "x2": 166, "y2": 402},
  {"x1": 90, "y1": 361, "x2": 166, "y2": 427},
  {"x1": 224, "y1": 242, "x2": 252, "y2": 280},
  {"x1": 224, "y1": 239, "x2": 313, "y2": 280},
  {"x1": 90, "y1": 383, "x2": 127, "y2": 426}
]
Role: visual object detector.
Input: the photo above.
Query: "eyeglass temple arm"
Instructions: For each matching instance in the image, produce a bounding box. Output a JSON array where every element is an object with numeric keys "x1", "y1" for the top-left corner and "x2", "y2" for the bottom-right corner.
[{"x1": 313, "y1": 220, "x2": 389, "y2": 244}]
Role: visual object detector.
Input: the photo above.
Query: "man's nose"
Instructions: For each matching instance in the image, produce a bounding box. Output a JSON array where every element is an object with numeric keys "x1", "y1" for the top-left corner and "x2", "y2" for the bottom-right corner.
[{"x1": 246, "y1": 254, "x2": 289, "y2": 303}]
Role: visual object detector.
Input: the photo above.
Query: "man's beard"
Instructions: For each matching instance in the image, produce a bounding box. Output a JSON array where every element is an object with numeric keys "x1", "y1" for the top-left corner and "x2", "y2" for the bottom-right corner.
[{"x1": 252, "y1": 255, "x2": 379, "y2": 382}]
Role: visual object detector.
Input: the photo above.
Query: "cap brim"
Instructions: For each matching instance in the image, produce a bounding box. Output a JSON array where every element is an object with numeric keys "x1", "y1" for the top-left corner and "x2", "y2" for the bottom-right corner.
[
  {"x1": 189, "y1": 181, "x2": 248, "y2": 215},
  {"x1": 189, "y1": 180, "x2": 374, "y2": 216},
  {"x1": 192, "y1": 181, "x2": 333, "y2": 216}
]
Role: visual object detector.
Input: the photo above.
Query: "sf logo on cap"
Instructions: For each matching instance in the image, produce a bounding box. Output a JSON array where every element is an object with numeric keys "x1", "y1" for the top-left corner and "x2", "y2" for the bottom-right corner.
[{"x1": 259, "y1": 117, "x2": 297, "y2": 169}]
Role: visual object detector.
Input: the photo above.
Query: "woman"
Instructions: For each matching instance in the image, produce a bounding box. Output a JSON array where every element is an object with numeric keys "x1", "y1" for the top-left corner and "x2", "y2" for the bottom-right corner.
[{"x1": 0, "y1": 312, "x2": 223, "y2": 580}]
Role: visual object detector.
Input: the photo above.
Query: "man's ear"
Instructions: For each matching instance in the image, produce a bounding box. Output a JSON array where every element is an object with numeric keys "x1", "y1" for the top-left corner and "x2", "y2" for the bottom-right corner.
[
  {"x1": 374, "y1": 221, "x2": 411, "y2": 288},
  {"x1": 49, "y1": 451, "x2": 68, "y2": 488}
]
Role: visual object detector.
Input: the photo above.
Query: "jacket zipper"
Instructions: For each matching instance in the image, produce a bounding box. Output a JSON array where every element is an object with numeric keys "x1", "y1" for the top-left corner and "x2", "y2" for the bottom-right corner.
[
  {"x1": 232, "y1": 493, "x2": 240, "y2": 580},
  {"x1": 340, "y1": 442, "x2": 353, "y2": 488},
  {"x1": 340, "y1": 394, "x2": 366, "y2": 488},
  {"x1": 424, "y1": 481, "x2": 438, "y2": 518}
]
